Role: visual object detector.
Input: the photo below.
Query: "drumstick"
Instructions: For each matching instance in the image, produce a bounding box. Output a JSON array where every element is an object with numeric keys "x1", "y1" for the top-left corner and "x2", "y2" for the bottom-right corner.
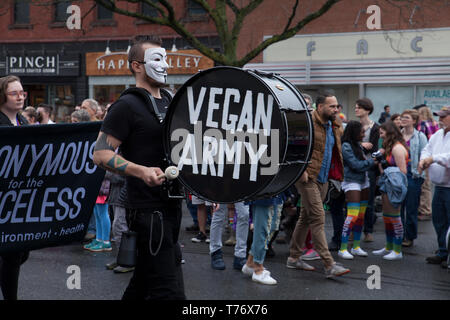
[{"x1": 157, "y1": 166, "x2": 179, "y2": 180}]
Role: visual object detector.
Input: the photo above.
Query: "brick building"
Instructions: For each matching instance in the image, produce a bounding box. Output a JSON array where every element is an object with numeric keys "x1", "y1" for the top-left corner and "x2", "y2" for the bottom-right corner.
[
  {"x1": 244, "y1": 0, "x2": 450, "y2": 120},
  {"x1": 1, "y1": 0, "x2": 450, "y2": 121},
  {"x1": 0, "y1": 1, "x2": 221, "y2": 121}
]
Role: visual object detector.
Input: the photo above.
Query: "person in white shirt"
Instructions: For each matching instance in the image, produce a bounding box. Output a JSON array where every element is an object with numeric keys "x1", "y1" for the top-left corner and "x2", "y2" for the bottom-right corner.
[{"x1": 418, "y1": 106, "x2": 450, "y2": 266}]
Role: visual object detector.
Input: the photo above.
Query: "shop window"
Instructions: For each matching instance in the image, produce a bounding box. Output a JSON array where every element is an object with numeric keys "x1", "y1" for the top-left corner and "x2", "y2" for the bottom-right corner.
[
  {"x1": 54, "y1": 0, "x2": 71, "y2": 22},
  {"x1": 97, "y1": 3, "x2": 114, "y2": 20},
  {"x1": 416, "y1": 85, "x2": 450, "y2": 116},
  {"x1": 142, "y1": 0, "x2": 159, "y2": 17},
  {"x1": 50, "y1": 85, "x2": 75, "y2": 123},
  {"x1": 187, "y1": 0, "x2": 207, "y2": 15},
  {"x1": 94, "y1": 85, "x2": 126, "y2": 106},
  {"x1": 185, "y1": 0, "x2": 208, "y2": 21},
  {"x1": 25, "y1": 85, "x2": 46, "y2": 107},
  {"x1": 366, "y1": 86, "x2": 414, "y2": 122},
  {"x1": 14, "y1": 0, "x2": 30, "y2": 24}
]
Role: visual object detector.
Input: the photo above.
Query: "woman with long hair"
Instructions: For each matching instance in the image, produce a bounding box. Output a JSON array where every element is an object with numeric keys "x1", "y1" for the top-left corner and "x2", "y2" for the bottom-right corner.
[
  {"x1": 338, "y1": 121, "x2": 376, "y2": 259},
  {"x1": 373, "y1": 121, "x2": 409, "y2": 260},
  {"x1": 0, "y1": 75, "x2": 30, "y2": 300}
]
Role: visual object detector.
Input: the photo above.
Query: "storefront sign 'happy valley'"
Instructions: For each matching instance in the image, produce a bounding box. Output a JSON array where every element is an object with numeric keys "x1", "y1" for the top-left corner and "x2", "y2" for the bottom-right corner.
[{"x1": 85, "y1": 49, "x2": 214, "y2": 76}]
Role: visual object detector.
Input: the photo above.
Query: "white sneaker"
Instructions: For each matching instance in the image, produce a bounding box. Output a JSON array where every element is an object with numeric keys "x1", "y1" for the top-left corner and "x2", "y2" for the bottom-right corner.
[
  {"x1": 338, "y1": 250, "x2": 354, "y2": 260},
  {"x1": 383, "y1": 251, "x2": 403, "y2": 260},
  {"x1": 373, "y1": 248, "x2": 391, "y2": 256},
  {"x1": 241, "y1": 264, "x2": 254, "y2": 276},
  {"x1": 252, "y1": 270, "x2": 277, "y2": 285},
  {"x1": 351, "y1": 247, "x2": 368, "y2": 257}
]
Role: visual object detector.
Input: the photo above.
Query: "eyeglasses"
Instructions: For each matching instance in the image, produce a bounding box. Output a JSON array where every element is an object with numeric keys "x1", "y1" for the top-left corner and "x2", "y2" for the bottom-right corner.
[
  {"x1": 400, "y1": 116, "x2": 412, "y2": 120},
  {"x1": 7, "y1": 91, "x2": 27, "y2": 98}
]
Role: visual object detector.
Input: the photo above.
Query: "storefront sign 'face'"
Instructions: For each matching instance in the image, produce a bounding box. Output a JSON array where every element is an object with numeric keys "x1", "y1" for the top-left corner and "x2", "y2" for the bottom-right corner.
[{"x1": 144, "y1": 48, "x2": 169, "y2": 84}]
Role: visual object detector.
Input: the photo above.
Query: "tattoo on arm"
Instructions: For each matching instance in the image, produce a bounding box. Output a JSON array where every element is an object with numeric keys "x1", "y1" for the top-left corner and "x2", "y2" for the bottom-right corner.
[
  {"x1": 94, "y1": 133, "x2": 116, "y2": 152},
  {"x1": 106, "y1": 154, "x2": 129, "y2": 174},
  {"x1": 94, "y1": 132, "x2": 128, "y2": 175}
]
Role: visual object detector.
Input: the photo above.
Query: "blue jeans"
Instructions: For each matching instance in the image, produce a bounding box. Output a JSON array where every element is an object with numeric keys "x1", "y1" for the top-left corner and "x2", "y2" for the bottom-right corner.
[
  {"x1": 94, "y1": 203, "x2": 111, "y2": 241},
  {"x1": 250, "y1": 204, "x2": 282, "y2": 264},
  {"x1": 401, "y1": 174, "x2": 424, "y2": 241},
  {"x1": 186, "y1": 200, "x2": 198, "y2": 225},
  {"x1": 432, "y1": 186, "x2": 450, "y2": 258},
  {"x1": 209, "y1": 202, "x2": 249, "y2": 258}
]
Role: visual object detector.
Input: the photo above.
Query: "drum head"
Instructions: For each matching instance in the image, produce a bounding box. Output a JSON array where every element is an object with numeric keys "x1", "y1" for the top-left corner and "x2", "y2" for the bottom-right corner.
[{"x1": 164, "y1": 67, "x2": 286, "y2": 203}]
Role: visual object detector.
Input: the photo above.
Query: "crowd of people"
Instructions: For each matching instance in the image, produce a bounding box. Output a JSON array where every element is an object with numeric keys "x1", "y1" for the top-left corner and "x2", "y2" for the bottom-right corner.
[
  {"x1": 0, "y1": 34, "x2": 449, "y2": 300},
  {"x1": 18, "y1": 98, "x2": 109, "y2": 125},
  {"x1": 182, "y1": 93, "x2": 449, "y2": 285}
]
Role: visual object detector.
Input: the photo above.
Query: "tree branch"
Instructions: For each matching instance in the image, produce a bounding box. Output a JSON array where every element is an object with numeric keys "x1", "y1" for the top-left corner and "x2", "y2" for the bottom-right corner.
[
  {"x1": 228, "y1": 0, "x2": 264, "y2": 58},
  {"x1": 92, "y1": 0, "x2": 342, "y2": 67},
  {"x1": 283, "y1": 0, "x2": 299, "y2": 33},
  {"x1": 236, "y1": 0, "x2": 341, "y2": 66},
  {"x1": 94, "y1": 0, "x2": 169, "y2": 23},
  {"x1": 225, "y1": 0, "x2": 239, "y2": 14}
]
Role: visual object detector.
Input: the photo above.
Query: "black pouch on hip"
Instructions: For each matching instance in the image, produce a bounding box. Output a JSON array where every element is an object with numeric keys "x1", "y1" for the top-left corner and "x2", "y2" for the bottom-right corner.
[{"x1": 117, "y1": 231, "x2": 138, "y2": 267}]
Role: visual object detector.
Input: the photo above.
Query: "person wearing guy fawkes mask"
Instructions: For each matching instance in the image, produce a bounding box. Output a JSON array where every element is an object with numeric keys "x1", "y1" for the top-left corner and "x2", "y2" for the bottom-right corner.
[{"x1": 93, "y1": 35, "x2": 185, "y2": 300}]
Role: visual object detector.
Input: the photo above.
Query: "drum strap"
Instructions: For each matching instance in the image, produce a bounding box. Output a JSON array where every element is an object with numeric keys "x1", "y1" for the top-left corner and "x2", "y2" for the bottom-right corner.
[{"x1": 119, "y1": 87, "x2": 173, "y2": 123}]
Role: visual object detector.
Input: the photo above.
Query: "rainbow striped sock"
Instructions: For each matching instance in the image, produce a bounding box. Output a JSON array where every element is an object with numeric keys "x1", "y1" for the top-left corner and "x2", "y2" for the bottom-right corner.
[
  {"x1": 384, "y1": 212, "x2": 402, "y2": 252},
  {"x1": 340, "y1": 202, "x2": 360, "y2": 251},
  {"x1": 352, "y1": 200, "x2": 368, "y2": 249}
]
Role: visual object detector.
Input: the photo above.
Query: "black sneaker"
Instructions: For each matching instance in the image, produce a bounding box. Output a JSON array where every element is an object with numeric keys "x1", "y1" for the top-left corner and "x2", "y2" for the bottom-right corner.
[
  {"x1": 328, "y1": 241, "x2": 340, "y2": 252},
  {"x1": 185, "y1": 224, "x2": 199, "y2": 232},
  {"x1": 105, "y1": 261, "x2": 118, "y2": 270},
  {"x1": 233, "y1": 256, "x2": 246, "y2": 270},
  {"x1": 266, "y1": 246, "x2": 275, "y2": 258},
  {"x1": 191, "y1": 232, "x2": 210, "y2": 243},
  {"x1": 211, "y1": 249, "x2": 226, "y2": 270},
  {"x1": 426, "y1": 255, "x2": 446, "y2": 264}
]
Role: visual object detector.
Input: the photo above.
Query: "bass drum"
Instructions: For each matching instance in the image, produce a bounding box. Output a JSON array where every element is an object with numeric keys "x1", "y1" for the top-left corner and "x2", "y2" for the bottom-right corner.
[{"x1": 164, "y1": 67, "x2": 313, "y2": 203}]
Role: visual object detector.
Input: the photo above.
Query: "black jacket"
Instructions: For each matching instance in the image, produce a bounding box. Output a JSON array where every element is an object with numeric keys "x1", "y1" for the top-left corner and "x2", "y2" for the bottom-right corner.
[{"x1": 0, "y1": 110, "x2": 28, "y2": 126}]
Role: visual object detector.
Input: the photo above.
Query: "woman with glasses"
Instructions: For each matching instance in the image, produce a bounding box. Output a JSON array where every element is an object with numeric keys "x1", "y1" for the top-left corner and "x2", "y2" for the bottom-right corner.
[
  {"x1": 399, "y1": 110, "x2": 427, "y2": 247},
  {"x1": 0, "y1": 75, "x2": 29, "y2": 300}
]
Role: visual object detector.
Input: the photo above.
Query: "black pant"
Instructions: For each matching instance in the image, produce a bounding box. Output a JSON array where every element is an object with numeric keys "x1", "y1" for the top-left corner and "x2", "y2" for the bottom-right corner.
[
  {"x1": 330, "y1": 191, "x2": 346, "y2": 245},
  {"x1": 122, "y1": 207, "x2": 185, "y2": 300},
  {"x1": 364, "y1": 169, "x2": 378, "y2": 234},
  {"x1": 0, "y1": 251, "x2": 29, "y2": 300}
]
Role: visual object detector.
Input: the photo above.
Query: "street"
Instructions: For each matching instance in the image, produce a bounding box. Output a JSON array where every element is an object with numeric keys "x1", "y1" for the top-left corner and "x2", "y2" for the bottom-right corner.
[{"x1": 9, "y1": 202, "x2": 450, "y2": 301}]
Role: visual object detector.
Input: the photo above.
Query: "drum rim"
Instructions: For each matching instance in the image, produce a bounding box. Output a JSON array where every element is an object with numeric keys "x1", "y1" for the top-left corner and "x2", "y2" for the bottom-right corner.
[{"x1": 248, "y1": 72, "x2": 315, "y2": 198}]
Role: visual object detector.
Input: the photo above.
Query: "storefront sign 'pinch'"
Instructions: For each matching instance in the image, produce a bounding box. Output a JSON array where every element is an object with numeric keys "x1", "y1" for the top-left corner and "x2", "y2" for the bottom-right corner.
[{"x1": 0, "y1": 122, "x2": 105, "y2": 254}]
